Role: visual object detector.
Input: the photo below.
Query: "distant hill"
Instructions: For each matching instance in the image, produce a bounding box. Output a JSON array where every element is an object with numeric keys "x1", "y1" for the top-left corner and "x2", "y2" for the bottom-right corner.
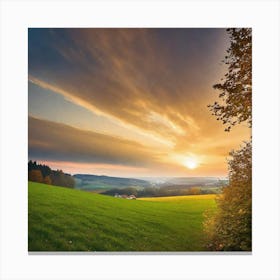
[
  {"x1": 73, "y1": 174, "x2": 228, "y2": 194},
  {"x1": 160, "y1": 177, "x2": 228, "y2": 188},
  {"x1": 143, "y1": 177, "x2": 228, "y2": 187},
  {"x1": 73, "y1": 174, "x2": 151, "y2": 191}
]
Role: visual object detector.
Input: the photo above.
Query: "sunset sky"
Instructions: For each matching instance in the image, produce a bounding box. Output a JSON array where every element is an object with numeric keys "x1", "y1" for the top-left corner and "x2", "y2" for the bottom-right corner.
[{"x1": 28, "y1": 28, "x2": 251, "y2": 177}]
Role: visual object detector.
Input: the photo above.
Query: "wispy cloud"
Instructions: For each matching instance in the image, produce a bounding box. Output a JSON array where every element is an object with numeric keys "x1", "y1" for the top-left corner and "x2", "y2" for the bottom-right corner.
[
  {"x1": 29, "y1": 29, "x2": 227, "y2": 146},
  {"x1": 28, "y1": 116, "x2": 163, "y2": 167},
  {"x1": 28, "y1": 28, "x2": 250, "y2": 176}
]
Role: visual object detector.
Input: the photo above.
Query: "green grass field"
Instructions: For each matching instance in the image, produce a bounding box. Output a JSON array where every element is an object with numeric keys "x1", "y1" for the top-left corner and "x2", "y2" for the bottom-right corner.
[{"x1": 28, "y1": 181, "x2": 217, "y2": 251}]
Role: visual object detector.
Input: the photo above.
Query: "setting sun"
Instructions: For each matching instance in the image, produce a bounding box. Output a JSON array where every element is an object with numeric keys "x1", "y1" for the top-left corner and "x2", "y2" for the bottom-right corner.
[
  {"x1": 183, "y1": 157, "x2": 198, "y2": 170},
  {"x1": 28, "y1": 28, "x2": 250, "y2": 178}
]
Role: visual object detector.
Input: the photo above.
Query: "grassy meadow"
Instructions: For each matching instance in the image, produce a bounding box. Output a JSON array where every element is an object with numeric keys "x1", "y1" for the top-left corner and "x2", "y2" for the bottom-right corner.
[{"x1": 28, "y1": 181, "x2": 217, "y2": 251}]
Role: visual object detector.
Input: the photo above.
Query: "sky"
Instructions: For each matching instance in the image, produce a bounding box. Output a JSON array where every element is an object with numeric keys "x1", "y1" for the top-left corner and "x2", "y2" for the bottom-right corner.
[{"x1": 28, "y1": 28, "x2": 251, "y2": 177}]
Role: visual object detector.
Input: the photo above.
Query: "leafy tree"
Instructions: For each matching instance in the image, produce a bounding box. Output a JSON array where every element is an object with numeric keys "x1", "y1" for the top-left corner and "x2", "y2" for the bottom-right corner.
[
  {"x1": 103, "y1": 187, "x2": 138, "y2": 196},
  {"x1": 43, "y1": 175, "x2": 52, "y2": 185},
  {"x1": 204, "y1": 141, "x2": 252, "y2": 250},
  {"x1": 188, "y1": 187, "x2": 201, "y2": 195},
  {"x1": 28, "y1": 160, "x2": 75, "y2": 188},
  {"x1": 208, "y1": 28, "x2": 252, "y2": 131},
  {"x1": 28, "y1": 169, "x2": 43, "y2": 183},
  {"x1": 205, "y1": 28, "x2": 252, "y2": 251}
]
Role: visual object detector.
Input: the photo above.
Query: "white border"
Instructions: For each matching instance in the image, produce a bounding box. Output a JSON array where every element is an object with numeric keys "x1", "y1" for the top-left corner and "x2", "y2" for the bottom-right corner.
[{"x1": 0, "y1": 0, "x2": 279, "y2": 279}]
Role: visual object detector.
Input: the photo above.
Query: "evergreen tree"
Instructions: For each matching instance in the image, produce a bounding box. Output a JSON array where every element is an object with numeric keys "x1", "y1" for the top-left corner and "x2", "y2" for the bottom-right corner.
[{"x1": 28, "y1": 160, "x2": 75, "y2": 188}]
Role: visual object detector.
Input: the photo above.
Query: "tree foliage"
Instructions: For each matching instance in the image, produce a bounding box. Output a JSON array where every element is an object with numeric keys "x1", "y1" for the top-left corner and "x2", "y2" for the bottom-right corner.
[
  {"x1": 43, "y1": 175, "x2": 52, "y2": 185},
  {"x1": 102, "y1": 185, "x2": 222, "y2": 198},
  {"x1": 205, "y1": 28, "x2": 252, "y2": 251},
  {"x1": 204, "y1": 141, "x2": 252, "y2": 251},
  {"x1": 28, "y1": 160, "x2": 75, "y2": 188},
  {"x1": 28, "y1": 169, "x2": 44, "y2": 183},
  {"x1": 209, "y1": 28, "x2": 252, "y2": 131}
]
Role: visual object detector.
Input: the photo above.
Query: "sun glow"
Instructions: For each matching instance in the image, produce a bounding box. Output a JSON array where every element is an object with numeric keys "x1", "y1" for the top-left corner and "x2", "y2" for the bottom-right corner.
[{"x1": 183, "y1": 157, "x2": 198, "y2": 170}]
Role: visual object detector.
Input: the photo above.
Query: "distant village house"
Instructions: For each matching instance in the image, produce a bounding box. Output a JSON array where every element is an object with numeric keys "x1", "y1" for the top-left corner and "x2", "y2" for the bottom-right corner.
[{"x1": 114, "y1": 193, "x2": 136, "y2": 199}]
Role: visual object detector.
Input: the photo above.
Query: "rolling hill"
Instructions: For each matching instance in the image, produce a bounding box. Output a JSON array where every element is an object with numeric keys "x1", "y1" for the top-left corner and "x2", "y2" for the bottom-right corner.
[
  {"x1": 28, "y1": 181, "x2": 217, "y2": 251},
  {"x1": 73, "y1": 174, "x2": 227, "y2": 194},
  {"x1": 74, "y1": 174, "x2": 151, "y2": 191}
]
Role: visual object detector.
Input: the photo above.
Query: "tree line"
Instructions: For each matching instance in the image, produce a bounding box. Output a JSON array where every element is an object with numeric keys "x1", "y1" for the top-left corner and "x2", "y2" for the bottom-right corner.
[
  {"x1": 101, "y1": 185, "x2": 220, "y2": 198},
  {"x1": 28, "y1": 160, "x2": 75, "y2": 188}
]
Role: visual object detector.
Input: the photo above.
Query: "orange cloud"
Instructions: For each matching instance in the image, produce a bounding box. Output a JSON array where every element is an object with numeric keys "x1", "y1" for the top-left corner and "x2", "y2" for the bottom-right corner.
[{"x1": 28, "y1": 28, "x2": 251, "y2": 176}]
